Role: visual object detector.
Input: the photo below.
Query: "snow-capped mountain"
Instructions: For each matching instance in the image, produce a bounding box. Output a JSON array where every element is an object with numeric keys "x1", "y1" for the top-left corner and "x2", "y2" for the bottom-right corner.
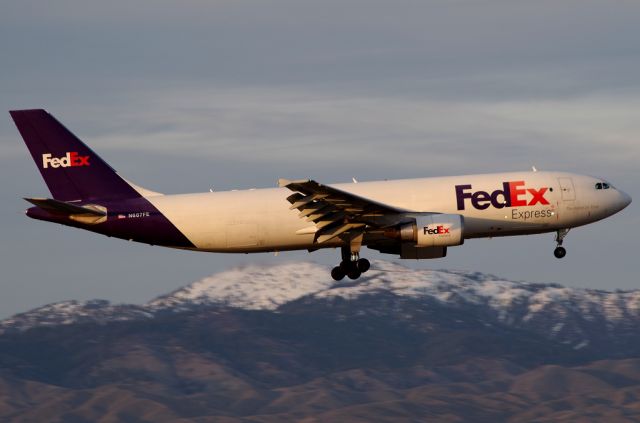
[
  {"x1": 151, "y1": 260, "x2": 640, "y2": 323},
  {"x1": 2, "y1": 261, "x2": 640, "y2": 352}
]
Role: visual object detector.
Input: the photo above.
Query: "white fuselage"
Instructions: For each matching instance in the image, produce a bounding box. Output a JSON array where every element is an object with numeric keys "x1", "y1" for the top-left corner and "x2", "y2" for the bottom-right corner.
[{"x1": 144, "y1": 171, "x2": 630, "y2": 253}]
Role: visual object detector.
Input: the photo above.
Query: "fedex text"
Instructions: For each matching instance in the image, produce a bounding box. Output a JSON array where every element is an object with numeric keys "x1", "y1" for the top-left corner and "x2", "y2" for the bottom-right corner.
[
  {"x1": 42, "y1": 152, "x2": 90, "y2": 169},
  {"x1": 456, "y1": 181, "x2": 549, "y2": 211},
  {"x1": 423, "y1": 225, "x2": 450, "y2": 235}
]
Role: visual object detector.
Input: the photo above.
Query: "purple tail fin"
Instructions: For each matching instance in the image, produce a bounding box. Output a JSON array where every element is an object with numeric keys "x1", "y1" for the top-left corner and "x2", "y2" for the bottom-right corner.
[{"x1": 10, "y1": 109, "x2": 141, "y2": 201}]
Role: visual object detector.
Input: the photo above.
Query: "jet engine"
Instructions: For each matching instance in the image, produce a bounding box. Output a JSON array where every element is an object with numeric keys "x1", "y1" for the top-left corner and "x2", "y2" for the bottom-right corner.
[{"x1": 385, "y1": 214, "x2": 464, "y2": 247}]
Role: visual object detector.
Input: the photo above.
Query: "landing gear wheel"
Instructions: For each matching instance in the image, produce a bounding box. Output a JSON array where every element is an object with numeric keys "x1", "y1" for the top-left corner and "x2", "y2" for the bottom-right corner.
[
  {"x1": 331, "y1": 266, "x2": 346, "y2": 281},
  {"x1": 335, "y1": 245, "x2": 366, "y2": 280},
  {"x1": 357, "y1": 258, "x2": 370, "y2": 273},
  {"x1": 347, "y1": 268, "x2": 362, "y2": 280},
  {"x1": 554, "y1": 246, "x2": 567, "y2": 259}
]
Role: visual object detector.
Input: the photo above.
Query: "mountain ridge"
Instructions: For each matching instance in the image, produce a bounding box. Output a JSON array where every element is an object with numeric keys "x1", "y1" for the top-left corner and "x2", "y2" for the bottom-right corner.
[
  {"x1": 3, "y1": 261, "x2": 640, "y2": 356},
  {"x1": 2, "y1": 261, "x2": 640, "y2": 422}
]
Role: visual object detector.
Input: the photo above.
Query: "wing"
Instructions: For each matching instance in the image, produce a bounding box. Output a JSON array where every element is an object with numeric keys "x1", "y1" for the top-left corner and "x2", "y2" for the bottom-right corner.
[{"x1": 278, "y1": 179, "x2": 407, "y2": 244}]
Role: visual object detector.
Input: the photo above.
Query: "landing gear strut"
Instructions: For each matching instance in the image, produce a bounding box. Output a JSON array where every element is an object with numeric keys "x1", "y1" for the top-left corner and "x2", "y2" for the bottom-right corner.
[
  {"x1": 331, "y1": 246, "x2": 370, "y2": 281},
  {"x1": 554, "y1": 229, "x2": 569, "y2": 259}
]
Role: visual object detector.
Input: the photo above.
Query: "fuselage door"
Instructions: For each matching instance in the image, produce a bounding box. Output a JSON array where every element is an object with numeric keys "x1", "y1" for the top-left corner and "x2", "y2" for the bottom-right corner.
[{"x1": 558, "y1": 177, "x2": 576, "y2": 201}]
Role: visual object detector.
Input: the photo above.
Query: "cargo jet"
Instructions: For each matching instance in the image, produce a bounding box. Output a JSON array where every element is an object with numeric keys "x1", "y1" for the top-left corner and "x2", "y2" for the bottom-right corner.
[{"x1": 11, "y1": 109, "x2": 632, "y2": 280}]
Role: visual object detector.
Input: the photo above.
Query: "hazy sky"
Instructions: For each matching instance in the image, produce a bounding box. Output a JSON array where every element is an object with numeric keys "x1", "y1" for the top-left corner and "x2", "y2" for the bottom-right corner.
[{"x1": 1, "y1": 0, "x2": 639, "y2": 318}]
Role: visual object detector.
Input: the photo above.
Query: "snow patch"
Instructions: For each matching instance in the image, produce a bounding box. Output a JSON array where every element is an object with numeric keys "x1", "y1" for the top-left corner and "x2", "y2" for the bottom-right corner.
[{"x1": 3, "y1": 260, "x2": 640, "y2": 339}]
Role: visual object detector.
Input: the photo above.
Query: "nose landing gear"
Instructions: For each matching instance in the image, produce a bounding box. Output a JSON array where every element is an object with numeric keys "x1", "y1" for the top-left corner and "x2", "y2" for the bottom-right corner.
[
  {"x1": 554, "y1": 246, "x2": 567, "y2": 259},
  {"x1": 554, "y1": 229, "x2": 569, "y2": 259}
]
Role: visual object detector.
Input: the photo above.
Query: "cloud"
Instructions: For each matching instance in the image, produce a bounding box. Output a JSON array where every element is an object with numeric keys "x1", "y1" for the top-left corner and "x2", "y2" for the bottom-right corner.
[
  {"x1": 5, "y1": 81, "x2": 638, "y2": 183},
  {"x1": 60, "y1": 85, "x2": 637, "y2": 182}
]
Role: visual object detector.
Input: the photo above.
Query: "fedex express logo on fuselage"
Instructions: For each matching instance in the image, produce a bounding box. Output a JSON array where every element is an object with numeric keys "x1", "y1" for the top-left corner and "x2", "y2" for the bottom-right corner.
[
  {"x1": 455, "y1": 181, "x2": 549, "y2": 211},
  {"x1": 42, "y1": 152, "x2": 90, "y2": 169}
]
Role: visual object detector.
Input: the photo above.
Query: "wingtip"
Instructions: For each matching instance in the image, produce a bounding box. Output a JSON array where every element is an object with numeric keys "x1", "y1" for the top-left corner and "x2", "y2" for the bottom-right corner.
[
  {"x1": 278, "y1": 178, "x2": 311, "y2": 188},
  {"x1": 277, "y1": 178, "x2": 290, "y2": 188}
]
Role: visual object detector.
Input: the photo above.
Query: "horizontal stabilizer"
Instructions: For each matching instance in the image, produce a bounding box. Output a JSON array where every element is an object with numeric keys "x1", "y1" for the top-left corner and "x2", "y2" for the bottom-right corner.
[{"x1": 24, "y1": 198, "x2": 106, "y2": 216}]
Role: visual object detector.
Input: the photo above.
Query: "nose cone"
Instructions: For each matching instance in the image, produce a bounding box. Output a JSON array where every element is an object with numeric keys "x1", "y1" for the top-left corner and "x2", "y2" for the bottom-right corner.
[{"x1": 620, "y1": 190, "x2": 632, "y2": 210}]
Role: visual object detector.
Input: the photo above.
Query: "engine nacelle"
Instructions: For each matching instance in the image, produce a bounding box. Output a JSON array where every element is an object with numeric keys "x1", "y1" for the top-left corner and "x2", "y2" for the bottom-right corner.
[{"x1": 390, "y1": 214, "x2": 464, "y2": 247}]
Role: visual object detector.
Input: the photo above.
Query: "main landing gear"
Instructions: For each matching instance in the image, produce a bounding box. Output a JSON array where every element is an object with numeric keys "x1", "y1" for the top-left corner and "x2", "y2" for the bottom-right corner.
[
  {"x1": 554, "y1": 228, "x2": 569, "y2": 259},
  {"x1": 331, "y1": 246, "x2": 370, "y2": 281}
]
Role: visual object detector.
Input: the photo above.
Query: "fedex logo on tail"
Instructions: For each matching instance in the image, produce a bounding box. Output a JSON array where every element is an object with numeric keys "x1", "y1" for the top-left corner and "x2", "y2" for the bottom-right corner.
[
  {"x1": 42, "y1": 152, "x2": 90, "y2": 169},
  {"x1": 456, "y1": 181, "x2": 549, "y2": 211}
]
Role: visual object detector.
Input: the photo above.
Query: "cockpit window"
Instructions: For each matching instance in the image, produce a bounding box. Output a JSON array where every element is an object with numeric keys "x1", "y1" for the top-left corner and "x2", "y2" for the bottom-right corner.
[
  {"x1": 603, "y1": 183, "x2": 610, "y2": 189},
  {"x1": 595, "y1": 182, "x2": 603, "y2": 190},
  {"x1": 595, "y1": 182, "x2": 612, "y2": 190}
]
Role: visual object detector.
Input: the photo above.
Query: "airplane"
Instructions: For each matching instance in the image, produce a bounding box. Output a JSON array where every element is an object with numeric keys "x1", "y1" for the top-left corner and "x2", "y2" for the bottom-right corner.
[{"x1": 11, "y1": 109, "x2": 632, "y2": 281}]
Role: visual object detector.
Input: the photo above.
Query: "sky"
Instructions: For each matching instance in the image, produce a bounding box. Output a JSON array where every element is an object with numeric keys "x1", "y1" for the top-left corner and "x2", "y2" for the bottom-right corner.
[{"x1": 1, "y1": 0, "x2": 639, "y2": 318}]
